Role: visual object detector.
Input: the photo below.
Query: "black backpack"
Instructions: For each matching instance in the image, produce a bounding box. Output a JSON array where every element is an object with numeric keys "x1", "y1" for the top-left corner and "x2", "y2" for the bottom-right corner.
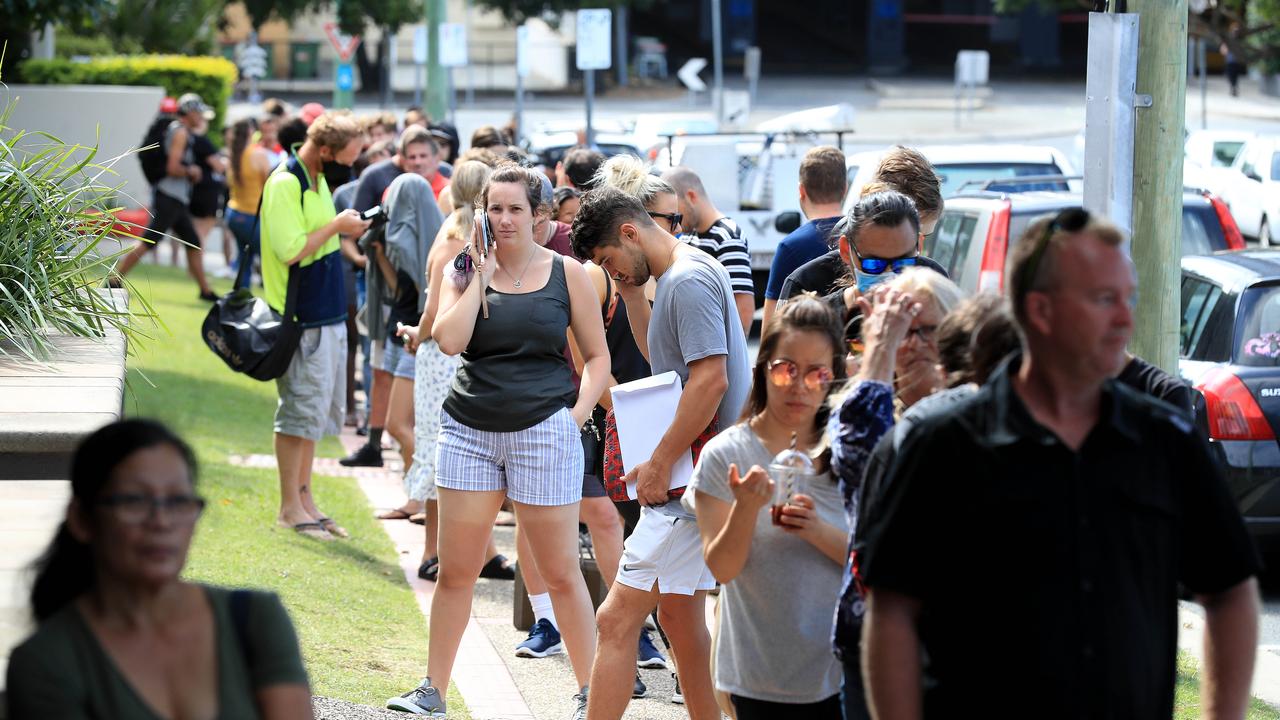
[
  {"x1": 139, "y1": 117, "x2": 173, "y2": 186},
  {"x1": 201, "y1": 156, "x2": 310, "y2": 381}
]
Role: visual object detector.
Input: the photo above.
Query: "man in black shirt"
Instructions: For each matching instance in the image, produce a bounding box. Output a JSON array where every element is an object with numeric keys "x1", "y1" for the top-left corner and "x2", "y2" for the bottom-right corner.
[{"x1": 859, "y1": 208, "x2": 1261, "y2": 719}]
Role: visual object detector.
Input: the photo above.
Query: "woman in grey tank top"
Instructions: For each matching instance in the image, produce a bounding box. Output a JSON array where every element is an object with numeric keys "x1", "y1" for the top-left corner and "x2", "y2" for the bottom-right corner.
[{"x1": 386, "y1": 165, "x2": 610, "y2": 717}]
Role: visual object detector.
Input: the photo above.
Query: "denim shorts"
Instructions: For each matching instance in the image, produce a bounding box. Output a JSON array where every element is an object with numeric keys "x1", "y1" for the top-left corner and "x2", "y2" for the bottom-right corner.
[
  {"x1": 382, "y1": 338, "x2": 415, "y2": 379},
  {"x1": 435, "y1": 407, "x2": 583, "y2": 506},
  {"x1": 274, "y1": 323, "x2": 347, "y2": 441}
]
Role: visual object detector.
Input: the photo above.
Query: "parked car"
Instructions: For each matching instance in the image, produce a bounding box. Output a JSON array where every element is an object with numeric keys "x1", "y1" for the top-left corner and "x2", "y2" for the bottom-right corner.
[
  {"x1": 926, "y1": 185, "x2": 1245, "y2": 295},
  {"x1": 1185, "y1": 129, "x2": 1255, "y2": 170},
  {"x1": 1214, "y1": 136, "x2": 1280, "y2": 246},
  {"x1": 1179, "y1": 250, "x2": 1280, "y2": 546},
  {"x1": 520, "y1": 121, "x2": 641, "y2": 170},
  {"x1": 843, "y1": 143, "x2": 1076, "y2": 212}
]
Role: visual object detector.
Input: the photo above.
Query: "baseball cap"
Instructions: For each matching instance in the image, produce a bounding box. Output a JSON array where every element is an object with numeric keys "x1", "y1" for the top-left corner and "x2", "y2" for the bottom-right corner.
[
  {"x1": 538, "y1": 172, "x2": 554, "y2": 206},
  {"x1": 177, "y1": 93, "x2": 214, "y2": 120},
  {"x1": 159, "y1": 96, "x2": 179, "y2": 114},
  {"x1": 300, "y1": 102, "x2": 326, "y2": 125}
]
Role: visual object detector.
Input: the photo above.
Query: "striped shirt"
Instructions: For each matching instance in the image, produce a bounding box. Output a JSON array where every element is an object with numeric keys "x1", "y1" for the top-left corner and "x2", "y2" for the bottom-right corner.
[{"x1": 689, "y1": 217, "x2": 754, "y2": 296}]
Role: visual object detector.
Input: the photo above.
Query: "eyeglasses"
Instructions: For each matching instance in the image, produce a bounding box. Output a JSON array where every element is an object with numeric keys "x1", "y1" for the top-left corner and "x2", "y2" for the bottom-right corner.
[
  {"x1": 1020, "y1": 206, "x2": 1090, "y2": 292},
  {"x1": 906, "y1": 324, "x2": 938, "y2": 345},
  {"x1": 767, "y1": 359, "x2": 835, "y2": 391},
  {"x1": 96, "y1": 493, "x2": 206, "y2": 525},
  {"x1": 848, "y1": 241, "x2": 919, "y2": 276},
  {"x1": 648, "y1": 211, "x2": 682, "y2": 234}
]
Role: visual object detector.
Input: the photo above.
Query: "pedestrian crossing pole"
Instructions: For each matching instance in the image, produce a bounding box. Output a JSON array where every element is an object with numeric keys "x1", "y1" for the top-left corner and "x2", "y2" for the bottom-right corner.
[
  {"x1": 1128, "y1": 0, "x2": 1188, "y2": 372},
  {"x1": 426, "y1": 0, "x2": 449, "y2": 123}
]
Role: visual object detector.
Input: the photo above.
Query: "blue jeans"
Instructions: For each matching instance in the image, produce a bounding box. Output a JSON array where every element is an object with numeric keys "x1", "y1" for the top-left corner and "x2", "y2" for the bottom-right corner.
[
  {"x1": 225, "y1": 208, "x2": 260, "y2": 280},
  {"x1": 354, "y1": 269, "x2": 372, "y2": 413}
]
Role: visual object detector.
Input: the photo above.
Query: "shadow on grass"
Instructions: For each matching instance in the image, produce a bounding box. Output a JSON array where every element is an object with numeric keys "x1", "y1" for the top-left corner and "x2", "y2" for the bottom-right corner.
[{"x1": 284, "y1": 534, "x2": 413, "y2": 591}]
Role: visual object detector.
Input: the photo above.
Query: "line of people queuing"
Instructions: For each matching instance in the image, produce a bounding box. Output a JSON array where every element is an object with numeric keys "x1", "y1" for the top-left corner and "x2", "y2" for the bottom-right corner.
[{"x1": 10, "y1": 104, "x2": 1264, "y2": 720}]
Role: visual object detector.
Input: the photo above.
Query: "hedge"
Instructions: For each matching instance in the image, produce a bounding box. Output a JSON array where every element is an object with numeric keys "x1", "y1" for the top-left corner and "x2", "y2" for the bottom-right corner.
[{"x1": 21, "y1": 55, "x2": 238, "y2": 139}]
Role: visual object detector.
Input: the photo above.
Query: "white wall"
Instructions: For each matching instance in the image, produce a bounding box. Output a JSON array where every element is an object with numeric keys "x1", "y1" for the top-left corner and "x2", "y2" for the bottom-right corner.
[{"x1": 4, "y1": 84, "x2": 165, "y2": 209}]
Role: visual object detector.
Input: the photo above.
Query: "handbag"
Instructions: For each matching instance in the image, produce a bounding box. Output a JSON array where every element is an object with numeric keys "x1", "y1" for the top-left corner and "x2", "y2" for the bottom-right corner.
[
  {"x1": 601, "y1": 409, "x2": 718, "y2": 503},
  {"x1": 201, "y1": 155, "x2": 309, "y2": 381}
]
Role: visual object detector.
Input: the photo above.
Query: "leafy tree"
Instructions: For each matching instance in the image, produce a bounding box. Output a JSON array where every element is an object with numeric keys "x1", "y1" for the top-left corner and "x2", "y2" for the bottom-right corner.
[
  {"x1": 237, "y1": 0, "x2": 319, "y2": 30},
  {"x1": 995, "y1": 0, "x2": 1280, "y2": 70},
  {"x1": 1, "y1": 0, "x2": 108, "y2": 75},
  {"x1": 99, "y1": 0, "x2": 224, "y2": 55},
  {"x1": 472, "y1": 0, "x2": 641, "y2": 25}
]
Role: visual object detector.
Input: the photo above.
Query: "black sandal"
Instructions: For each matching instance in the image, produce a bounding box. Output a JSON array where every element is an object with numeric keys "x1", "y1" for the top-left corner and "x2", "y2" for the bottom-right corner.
[
  {"x1": 418, "y1": 557, "x2": 439, "y2": 581},
  {"x1": 479, "y1": 554, "x2": 516, "y2": 580}
]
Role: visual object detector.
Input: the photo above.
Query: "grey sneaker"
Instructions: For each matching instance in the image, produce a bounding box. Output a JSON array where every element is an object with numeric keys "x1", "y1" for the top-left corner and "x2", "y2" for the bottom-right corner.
[
  {"x1": 571, "y1": 686, "x2": 588, "y2": 720},
  {"x1": 387, "y1": 678, "x2": 447, "y2": 716},
  {"x1": 671, "y1": 673, "x2": 684, "y2": 704}
]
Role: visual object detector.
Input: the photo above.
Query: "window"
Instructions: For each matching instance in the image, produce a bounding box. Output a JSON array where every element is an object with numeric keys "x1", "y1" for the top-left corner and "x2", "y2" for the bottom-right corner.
[
  {"x1": 1212, "y1": 141, "x2": 1246, "y2": 168},
  {"x1": 1236, "y1": 285, "x2": 1280, "y2": 366},
  {"x1": 933, "y1": 163, "x2": 1066, "y2": 197},
  {"x1": 1181, "y1": 277, "x2": 1220, "y2": 356},
  {"x1": 1270, "y1": 152, "x2": 1280, "y2": 182},
  {"x1": 1181, "y1": 206, "x2": 1221, "y2": 257},
  {"x1": 928, "y1": 211, "x2": 978, "y2": 279}
]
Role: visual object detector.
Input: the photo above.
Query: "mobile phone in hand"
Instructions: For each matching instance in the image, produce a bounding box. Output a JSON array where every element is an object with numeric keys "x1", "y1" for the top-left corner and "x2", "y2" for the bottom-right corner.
[{"x1": 480, "y1": 212, "x2": 494, "y2": 261}]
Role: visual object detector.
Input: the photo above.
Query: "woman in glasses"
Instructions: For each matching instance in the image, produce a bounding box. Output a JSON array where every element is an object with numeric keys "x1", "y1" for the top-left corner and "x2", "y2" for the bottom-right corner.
[
  {"x1": 7, "y1": 419, "x2": 311, "y2": 719},
  {"x1": 688, "y1": 295, "x2": 850, "y2": 719}
]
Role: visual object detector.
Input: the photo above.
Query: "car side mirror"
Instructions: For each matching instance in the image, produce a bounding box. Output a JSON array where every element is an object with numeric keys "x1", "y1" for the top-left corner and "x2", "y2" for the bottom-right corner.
[
  {"x1": 1246, "y1": 169, "x2": 1263, "y2": 182},
  {"x1": 774, "y1": 211, "x2": 802, "y2": 234}
]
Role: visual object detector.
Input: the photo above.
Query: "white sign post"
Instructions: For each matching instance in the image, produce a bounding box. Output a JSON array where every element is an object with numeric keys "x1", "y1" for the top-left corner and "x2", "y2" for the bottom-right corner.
[
  {"x1": 439, "y1": 23, "x2": 468, "y2": 123},
  {"x1": 412, "y1": 25, "x2": 428, "y2": 106},
  {"x1": 238, "y1": 33, "x2": 268, "y2": 103},
  {"x1": 953, "y1": 49, "x2": 989, "y2": 128},
  {"x1": 514, "y1": 25, "x2": 531, "y2": 143},
  {"x1": 576, "y1": 8, "x2": 612, "y2": 148}
]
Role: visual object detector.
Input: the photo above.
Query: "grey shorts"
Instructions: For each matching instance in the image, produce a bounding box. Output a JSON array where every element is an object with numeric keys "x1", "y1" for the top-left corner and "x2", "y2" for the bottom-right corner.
[
  {"x1": 274, "y1": 323, "x2": 347, "y2": 441},
  {"x1": 383, "y1": 337, "x2": 415, "y2": 379},
  {"x1": 436, "y1": 407, "x2": 584, "y2": 506}
]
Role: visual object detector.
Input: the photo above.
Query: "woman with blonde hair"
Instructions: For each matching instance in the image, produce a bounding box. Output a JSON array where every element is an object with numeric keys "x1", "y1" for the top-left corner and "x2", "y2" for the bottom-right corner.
[{"x1": 397, "y1": 161, "x2": 511, "y2": 582}]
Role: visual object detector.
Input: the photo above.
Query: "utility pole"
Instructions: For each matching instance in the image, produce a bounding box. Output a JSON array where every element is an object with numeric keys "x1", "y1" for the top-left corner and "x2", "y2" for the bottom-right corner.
[
  {"x1": 425, "y1": 0, "x2": 449, "y2": 122},
  {"x1": 1128, "y1": 0, "x2": 1188, "y2": 372}
]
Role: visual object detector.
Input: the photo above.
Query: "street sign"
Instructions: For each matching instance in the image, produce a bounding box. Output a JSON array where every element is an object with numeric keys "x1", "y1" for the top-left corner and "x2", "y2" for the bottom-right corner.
[
  {"x1": 239, "y1": 43, "x2": 268, "y2": 79},
  {"x1": 324, "y1": 23, "x2": 361, "y2": 63},
  {"x1": 576, "y1": 9, "x2": 612, "y2": 70},
  {"x1": 678, "y1": 58, "x2": 708, "y2": 92},
  {"x1": 516, "y1": 24, "x2": 531, "y2": 78},
  {"x1": 439, "y1": 22, "x2": 468, "y2": 67},
  {"x1": 413, "y1": 25, "x2": 428, "y2": 65},
  {"x1": 336, "y1": 63, "x2": 354, "y2": 91},
  {"x1": 955, "y1": 50, "x2": 989, "y2": 86},
  {"x1": 721, "y1": 89, "x2": 750, "y2": 127}
]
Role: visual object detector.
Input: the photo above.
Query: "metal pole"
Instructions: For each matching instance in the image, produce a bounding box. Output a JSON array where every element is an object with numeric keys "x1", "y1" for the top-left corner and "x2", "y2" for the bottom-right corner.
[
  {"x1": 465, "y1": 1, "x2": 475, "y2": 106},
  {"x1": 426, "y1": 0, "x2": 448, "y2": 122},
  {"x1": 448, "y1": 67, "x2": 457, "y2": 124},
  {"x1": 515, "y1": 71, "x2": 524, "y2": 144},
  {"x1": 616, "y1": 6, "x2": 628, "y2": 87},
  {"x1": 1130, "y1": 0, "x2": 1189, "y2": 372},
  {"x1": 711, "y1": 0, "x2": 724, "y2": 120},
  {"x1": 585, "y1": 69, "x2": 595, "y2": 147},
  {"x1": 1199, "y1": 38, "x2": 1208, "y2": 130},
  {"x1": 415, "y1": 63, "x2": 423, "y2": 107}
]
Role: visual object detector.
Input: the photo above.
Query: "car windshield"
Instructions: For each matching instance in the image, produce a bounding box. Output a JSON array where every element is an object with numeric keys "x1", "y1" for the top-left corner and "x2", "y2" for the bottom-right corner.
[
  {"x1": 1271, "y1": 152, "x2": 1280, "y2": 181},
  {"x1": 1236, "y1": 284, "x2": 1280, "y2": 367},
  {"x1": 936, "y1": 163, "x2": 1065, "y2": 196},
  {"x1": 1183, "y1": 204, "x2": 1227, "y2": 257}
]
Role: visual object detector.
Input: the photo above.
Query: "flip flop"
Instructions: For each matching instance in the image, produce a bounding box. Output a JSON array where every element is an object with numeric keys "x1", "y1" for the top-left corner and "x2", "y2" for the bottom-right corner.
[
  {"x1": 418, "y1": 557, "x2": 439, "y2": 581},
  {"x1": 283, "y1": 521, "x2": 332, "y2": 541},
  {"x1": 317, "y1": 517, "x2": 350, "y2": 539},
  {"x1": 479, "y1": 554, "x2": 516, "y2": 580},
  {"x1": 377, "y1": 508, "x2": 414, "y2": 520},
  {"x1": 409, "y1": 512, "x2": 427, "y2": 525}
]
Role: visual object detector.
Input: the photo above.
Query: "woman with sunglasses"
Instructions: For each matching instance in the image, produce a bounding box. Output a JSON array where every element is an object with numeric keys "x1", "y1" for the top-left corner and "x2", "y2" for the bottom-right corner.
[
  {"x1": 7, "y1": 419, "x2": 312, "y2": 719},
  {"x1": 688, "y1": 295, "x2": 850, "y2": 719}
]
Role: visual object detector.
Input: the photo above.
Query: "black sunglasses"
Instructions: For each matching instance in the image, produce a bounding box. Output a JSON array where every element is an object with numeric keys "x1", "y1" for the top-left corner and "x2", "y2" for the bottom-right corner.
[
  {"x1": 648, "y1": 211, "x2": 682, "y2": 233},
  {"x1": 1020, "y1": 206, "x2": 1090, "y2": 291},
  {"x1": 848, "y1": 241, "x2": 919, "y2": 276}
]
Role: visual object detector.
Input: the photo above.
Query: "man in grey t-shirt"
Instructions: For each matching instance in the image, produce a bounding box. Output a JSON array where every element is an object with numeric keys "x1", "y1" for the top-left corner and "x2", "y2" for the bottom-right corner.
[{"x1": 571, "y1": 186, "x2": 750, "y2": 720}]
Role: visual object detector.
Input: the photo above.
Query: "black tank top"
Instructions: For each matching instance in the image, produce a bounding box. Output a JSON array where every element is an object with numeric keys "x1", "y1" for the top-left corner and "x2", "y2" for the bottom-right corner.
[
  {"x1": 602, "y1": 273, "x2": 652, "y2": 385},
  {"x1": 443, "y1": 256, "x2": 577, "y2": 432}
]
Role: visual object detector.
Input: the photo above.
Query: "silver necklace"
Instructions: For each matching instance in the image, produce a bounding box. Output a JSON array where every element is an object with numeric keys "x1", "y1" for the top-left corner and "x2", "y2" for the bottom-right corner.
[{"x1": 500, "y1": 247, "x2": 538, "y2": 288}]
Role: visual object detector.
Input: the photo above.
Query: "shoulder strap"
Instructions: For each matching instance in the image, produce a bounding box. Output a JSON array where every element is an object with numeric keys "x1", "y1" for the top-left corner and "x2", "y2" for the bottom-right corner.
[
  {"x1": 237, "y1": 158, "x2": 307, "y2": 298},
  {"x1": 601, "y1": 271, "x2": 620, "y2": 329}
]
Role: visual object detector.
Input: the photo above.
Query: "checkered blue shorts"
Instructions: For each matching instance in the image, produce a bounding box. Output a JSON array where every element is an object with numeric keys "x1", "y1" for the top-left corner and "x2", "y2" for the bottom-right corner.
[{"x1": 435, "y1": 407, "x2": 584, "y2": 506}]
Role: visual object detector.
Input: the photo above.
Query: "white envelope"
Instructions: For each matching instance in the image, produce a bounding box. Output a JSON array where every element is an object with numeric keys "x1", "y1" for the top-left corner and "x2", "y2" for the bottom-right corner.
[{"x1": 609, "y1": 371, "x2": 695, "y2": 501}]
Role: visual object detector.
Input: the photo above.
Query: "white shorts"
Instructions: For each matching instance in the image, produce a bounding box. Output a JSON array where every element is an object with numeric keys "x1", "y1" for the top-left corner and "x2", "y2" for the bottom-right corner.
[{"x1": 615, "y1": 507, "x2": 716, "y2": 596}]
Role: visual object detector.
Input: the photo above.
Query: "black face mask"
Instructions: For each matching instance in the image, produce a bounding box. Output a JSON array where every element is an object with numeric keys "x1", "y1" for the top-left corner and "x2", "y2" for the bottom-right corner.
[{"x1": 322, "y1": 160, "x2": 352, "y2": 189}]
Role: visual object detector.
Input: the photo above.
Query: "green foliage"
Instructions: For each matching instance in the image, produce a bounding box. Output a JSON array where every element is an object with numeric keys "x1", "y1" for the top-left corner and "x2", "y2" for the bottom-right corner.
[
  {"x1": 472, "y1": 0, "x2": 640, "y2": 26},
  {"x1": 238, "y1": 0, "x2": 321, "y2": 30},
  {"x1": 54, "y1": 31, "x2": 142, "y2": 58},
  {"x1": 327, "y1": 0, "x2": 426, "y2": 35},
  {"x1": 98, "y1": 0, "x2": 224, "y2": 55},
  {"x1": 20, "y1": 55, "x2": 237, "y2": 139},
  {"x1": 0, "y1": 96, "x2": 157, "y2": 362}
]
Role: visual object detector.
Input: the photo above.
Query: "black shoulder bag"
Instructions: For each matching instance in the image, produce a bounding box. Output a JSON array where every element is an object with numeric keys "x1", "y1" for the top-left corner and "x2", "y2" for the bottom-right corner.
[{"x1": 201, "y1": 156, "x2": 309, "y2": 381}]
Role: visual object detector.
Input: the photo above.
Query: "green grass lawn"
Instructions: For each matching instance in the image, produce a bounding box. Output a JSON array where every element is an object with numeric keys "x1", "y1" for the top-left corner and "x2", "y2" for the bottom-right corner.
[
  {"x1": 124, "y1": 264, "x2": 467, "y2": 716},
  {"x1": 1176, "y1": 650, "x2": 1280, "y2": 720}
]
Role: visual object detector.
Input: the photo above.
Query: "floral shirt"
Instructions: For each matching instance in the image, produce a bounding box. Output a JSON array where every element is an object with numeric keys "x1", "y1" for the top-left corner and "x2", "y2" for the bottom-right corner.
[{"x1": 826, "y1": 379, "x2": 896, "y2": 658}]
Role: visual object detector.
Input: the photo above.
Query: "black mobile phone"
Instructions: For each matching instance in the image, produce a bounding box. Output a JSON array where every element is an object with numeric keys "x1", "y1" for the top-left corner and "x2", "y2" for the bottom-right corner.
[{"x1": 361, "y1": 205, "x2": 383, "y2": 222}]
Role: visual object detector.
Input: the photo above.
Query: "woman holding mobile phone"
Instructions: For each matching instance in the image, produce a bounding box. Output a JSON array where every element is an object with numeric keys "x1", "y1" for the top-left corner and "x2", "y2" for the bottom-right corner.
[{"x1": 386, "y1": 164, "x2": 610, "y2": 718}]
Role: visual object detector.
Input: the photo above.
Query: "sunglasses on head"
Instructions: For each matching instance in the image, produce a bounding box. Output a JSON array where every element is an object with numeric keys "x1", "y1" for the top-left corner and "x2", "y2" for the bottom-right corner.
[
  {"x1": 648, "y1": 211, "x2": 682, "y2": 233},
  {"x1": 768, "y1": 359, "x2": 835, "y2": 391},
  {"x1": 1021, "y1": 206, "x2": 1090, "y2": 290},
  {"x1": 848, "y1": 240, "x2": 919, "y2": 276}
]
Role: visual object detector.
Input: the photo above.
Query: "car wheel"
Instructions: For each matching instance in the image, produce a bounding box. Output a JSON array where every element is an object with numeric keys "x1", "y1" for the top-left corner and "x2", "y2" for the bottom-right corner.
[{"x1": 1261, "y1": 218, "x2": 1272, "y2": 248}]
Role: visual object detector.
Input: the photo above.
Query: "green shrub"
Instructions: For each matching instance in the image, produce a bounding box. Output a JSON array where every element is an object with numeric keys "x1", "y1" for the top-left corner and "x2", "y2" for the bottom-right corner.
[
  {"x1": 21, "y1": 55, "x2": 237, "y2": 139},
  {"x1": 55, "y1": 32, "x2": 143, "y2": 59}
]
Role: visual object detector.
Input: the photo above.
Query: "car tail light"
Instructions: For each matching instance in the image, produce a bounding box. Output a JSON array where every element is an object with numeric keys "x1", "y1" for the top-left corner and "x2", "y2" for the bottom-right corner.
[
  {"x1": 977, "y1": 200, "x2": 1012, "y2": 292},
  {"x1": 1195, "y1": 367, "x2": 1275, "y2": 441},
  {"x1": 1205, "y1": 191, "x2": 1246, "y2": 251}
]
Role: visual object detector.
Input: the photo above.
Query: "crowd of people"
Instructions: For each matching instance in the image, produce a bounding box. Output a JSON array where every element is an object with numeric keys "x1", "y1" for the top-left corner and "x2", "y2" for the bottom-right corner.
[{"x1": 9, "y1": 97, "x2": 1266, "y2": 720}]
